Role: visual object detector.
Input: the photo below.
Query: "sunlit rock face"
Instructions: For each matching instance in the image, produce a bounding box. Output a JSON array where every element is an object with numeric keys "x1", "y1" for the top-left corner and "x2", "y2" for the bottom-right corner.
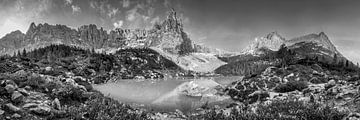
[
  {"x1": 286, "y1": 32, "x2": 341, "y2": 56},
  {"x1": 0, "y1": 9, "x2": 193, "y2": 56},
  {"x1": 241, "y1": 31, "x2": 341, "y2": 57},
  {"x1": 242, "y1": 32, "x2": 285, "y2": 55}
]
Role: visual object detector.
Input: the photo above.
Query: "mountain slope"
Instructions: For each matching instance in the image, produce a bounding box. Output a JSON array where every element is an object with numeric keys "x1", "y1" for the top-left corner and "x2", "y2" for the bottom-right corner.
[
  {"x1": 0, "y1": 10, "x2": 229, "y2": 73},
  {"x1": 216, "y1": 32, "x2": 356, "y2": 76}
]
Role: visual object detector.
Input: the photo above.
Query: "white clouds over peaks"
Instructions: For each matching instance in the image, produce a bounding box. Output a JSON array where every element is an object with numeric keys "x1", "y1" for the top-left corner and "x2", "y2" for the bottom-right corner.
[
  {"x1": 71, "y1": 5, "x2": 81, "y2": 14},
  {"x1": 108, "y1": 8, "x2": 119, "y2": 18},
  {"x1": 122, "y1": 0, "x2": 130, "y2": 8},
  {"x1": 65, "y1": 0, "x2": 73, "y2": 6},
  {"x1": 113, "y1": 20, "x2": 124, "y2": 28}
]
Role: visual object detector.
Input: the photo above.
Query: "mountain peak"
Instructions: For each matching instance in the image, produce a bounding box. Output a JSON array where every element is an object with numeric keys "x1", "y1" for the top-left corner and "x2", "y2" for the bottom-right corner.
[
  {"x1": 319, "y1": 32, "x2": 329, "y2": 40},
  {"x1": 162, "y1": 9, "x2": 183, "y2": 33},
  {"x1": 242, "y1": 32, "x2": 286, "y2": 54},
  {"x1": 266, "y1": 31, "x2": 285, "y2": 40},
  {"x1": 26, "y1": 22, "x2": 37, "y2": 35}
]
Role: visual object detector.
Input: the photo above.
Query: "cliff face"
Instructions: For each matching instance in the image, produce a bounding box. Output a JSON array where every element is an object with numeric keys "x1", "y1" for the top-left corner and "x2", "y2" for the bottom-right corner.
[
  {"x1": 286, "y1": 32, "x2": 340, "y2": 56},
  {"x1": 241, "y1": 31, "x2": 341, "y2": 57},
  {"x1": 242, "y1": 32, "x2": 285, "y2": 55},
  {"x1": 0, "y1": 9, "x2": 193, "y2": 55}
]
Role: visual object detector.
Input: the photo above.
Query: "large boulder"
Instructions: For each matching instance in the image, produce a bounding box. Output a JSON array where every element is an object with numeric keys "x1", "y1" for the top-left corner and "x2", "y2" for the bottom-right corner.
[
  {"x1": 29, "y1": 105, "x2": 51, "y2": 116},
  {"x1": 5, "y1": 84, "x2": 17, "y2": 94},
  {"x1": 4, "y1": 103, "x2": 21, "y2": 112},
  {"x1": 11, "y1": 91, "x2": 24, "y2": 103},
  {"x1": 52, "y1": 98, "x2": 61, "y2": 110}
]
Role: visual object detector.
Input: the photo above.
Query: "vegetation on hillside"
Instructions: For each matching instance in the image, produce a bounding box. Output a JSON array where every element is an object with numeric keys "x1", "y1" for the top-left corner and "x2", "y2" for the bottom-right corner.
[{"x1": 7, "y1": 44, "x2": 184, "y2": 83}]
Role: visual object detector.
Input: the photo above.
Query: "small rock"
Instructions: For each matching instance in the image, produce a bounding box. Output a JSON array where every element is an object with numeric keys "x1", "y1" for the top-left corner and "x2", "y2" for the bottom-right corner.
[
  {"x1": 22, "y1": 103, "x2": 38, "y2": 108},
  {"x1": 134, "y1": 76, "x2": 145, "y2": 79},
  {"x1": 17, "y1": 88, "x2": 29, "y2": 96},
  {"x1": 45, "y1": 66, "x2": 52, "y2": 72},
  {"x1": 14, "y1": 70, "x2": 27, "y2": 77},
  {"x1": 346, "y1": 113, "x2": 360, "y2": 120},
  {"x1": 5, "y1": 103, "x2": 21, "y2": 112},
  {"x1": 0, "y1": 109, "x2": 4, "y2": 115},
  {"x1": 11, "y1": 113, "x2": 21, "y2": 118},
  {"x1": 24, "y1": 86, "x2": 31, "y2": 90},
  {"x1": 11, "y1": 91, "x2": 24, "y2": 103},
  {"x1": 5, "y1": 84, "x2": 16, "y2": 94},
  {"x1": 52, "y1": 98, "x2": 61, "y2": 110},
  {"x1": 29, "y1": 105, "x2": 51, "y2": 115},
  {"x1": 325, "y1": 79, "x2": 336, "y2": 89}
]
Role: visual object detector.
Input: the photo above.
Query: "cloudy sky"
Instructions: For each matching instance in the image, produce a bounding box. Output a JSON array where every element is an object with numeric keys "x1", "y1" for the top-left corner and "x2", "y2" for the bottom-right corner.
[{"x1": 0, "y1": 0, "x2": 359, "y2": 63}]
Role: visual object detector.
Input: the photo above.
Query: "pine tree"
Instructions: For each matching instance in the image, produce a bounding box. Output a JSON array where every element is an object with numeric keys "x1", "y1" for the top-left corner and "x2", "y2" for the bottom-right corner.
[
  {"x1": 333, "y1": 54, "x2": 338, "y2": 65},
  {"x1": 22, "y1": 49, "x2": 27, "y2": 57},
  {"x1": 17, "y1": 50, "x2": 21, "y2": 57}
]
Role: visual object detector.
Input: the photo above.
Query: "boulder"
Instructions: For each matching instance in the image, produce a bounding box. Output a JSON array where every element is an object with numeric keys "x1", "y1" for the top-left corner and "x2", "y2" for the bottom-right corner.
[
  {"x1": 325, "y1": 79, "x2": 336, "y2": 90},
  {"x1": 345, "y1": 113, "x2": 360, "y2": 120},
  {"x1": 17, "y1": 88, "x2": 29, "y2": 96},
  {"x1": 0, "y1": 109, "x2": 4, "y2": 115},
  {"x1": 23, "y1": 103, "x2": 38, "y2": 108},
  {"x1": 11, "y1": 113, "x2": 21, "y2": 118},
  {"x1": 5, "y1": 103, "x2": 21, "y2": 112},
  {"x1": 29, "y1": 105, "x2": 51, "y2": 116},
  {"x1": 45, "y1": 66, "x2": 52, "y2": 72},
  {"x1": 11, "y1": 91, "x2": 24, "y2": 103},
  {"x1": 14, "y1": 70, "x2": 28, "y2": 77},
  {"x1": 5, "y1": 84, "x2": 16, "y2": 94},
  {"x1": 52, "y1": 98, "x2": 61, "y2": 110}
]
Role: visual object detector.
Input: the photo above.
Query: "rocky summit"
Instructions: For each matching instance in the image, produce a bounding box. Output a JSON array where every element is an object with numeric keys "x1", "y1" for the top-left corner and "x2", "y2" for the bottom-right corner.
[
  {"x1": 0, "y1": 9, "x2": 193, "y2": 56},
  {"x1": 242, "y1": 31, "x2": 285, "y2": 55},
  {"x1": 242, "y1": 31, "x2": 341, "y2": 57}
]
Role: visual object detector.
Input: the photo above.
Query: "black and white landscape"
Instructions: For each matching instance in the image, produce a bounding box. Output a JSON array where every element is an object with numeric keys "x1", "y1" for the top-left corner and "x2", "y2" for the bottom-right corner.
[{"x1": 0, "y1": 0, "x2": 360, "y2": 119}]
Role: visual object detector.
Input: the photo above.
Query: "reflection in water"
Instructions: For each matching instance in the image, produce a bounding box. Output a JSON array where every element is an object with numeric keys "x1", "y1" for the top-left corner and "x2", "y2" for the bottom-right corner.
[{"x1": 93, "y1": 76, "x2": 241, "y2": 112}]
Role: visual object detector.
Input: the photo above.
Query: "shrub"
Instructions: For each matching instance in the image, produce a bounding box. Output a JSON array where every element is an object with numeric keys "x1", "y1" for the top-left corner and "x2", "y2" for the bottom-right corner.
[
  {"x1": 274, "y1": 80, "x2": 308, "y2": 93},
  {"x1": 190, "y1": 99, "x2": 347, "y2": 120},
  {"x1": 63, "y1": 93, "x2": 149, "y2": 120}
]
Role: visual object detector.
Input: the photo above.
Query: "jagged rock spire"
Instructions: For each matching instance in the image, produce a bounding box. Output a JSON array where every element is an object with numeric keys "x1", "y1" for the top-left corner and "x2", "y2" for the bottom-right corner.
[
  {"x1": 162, "y1": 8, "x2": 183, "y2": 33},
  {"x1": 26, "y1": 22, "x2": 37, "y2": 35}
]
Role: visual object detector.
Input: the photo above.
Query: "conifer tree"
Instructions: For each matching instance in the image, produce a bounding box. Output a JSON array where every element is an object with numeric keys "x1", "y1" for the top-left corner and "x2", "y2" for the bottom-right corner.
[{"x1": 22, "y1": 49, "x2": 27, "y2": 57}]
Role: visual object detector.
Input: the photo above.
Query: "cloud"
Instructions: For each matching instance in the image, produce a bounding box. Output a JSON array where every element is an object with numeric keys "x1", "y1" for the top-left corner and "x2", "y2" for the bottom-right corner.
[
  {"x1": 163, "y1": 0, "x2": 171, "y2": 8},
  {"x1": 71, "y1": 5, "x2": 81, "y2": 14},
  {"x1": 122, "y1": 0, "x2": 130, "y2": 8},
  {"x1": 64, "y1": 0, "x2": 72, "y2": 6},
  {"x1": 0, "y1": 0, "x2": 53, "y2": 37},
  {"x1": 150, "y1": 16, "x2": 160, "y2": 25},
  {"x1": 113, "y1": 20, "x2": 124, "y2": 28},
  {"x1": 108, "y1": 8, "x2": 119, "y2": 18},
  {"x1": 126, "y1": 4, "x2": 142, "y2": 21}
]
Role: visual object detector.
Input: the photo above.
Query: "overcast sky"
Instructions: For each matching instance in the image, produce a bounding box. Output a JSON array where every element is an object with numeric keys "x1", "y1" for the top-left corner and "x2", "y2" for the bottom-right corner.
[{"x1": 0, "y1": 0, "x2": 359, "y2": 63}]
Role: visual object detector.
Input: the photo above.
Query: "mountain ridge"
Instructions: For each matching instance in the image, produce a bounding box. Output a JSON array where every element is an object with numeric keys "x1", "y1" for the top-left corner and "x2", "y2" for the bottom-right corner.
[
  {"x1": 241, "y1": 31, "x2": 342, "y2": 58},
  {"x1": 0, "y1": 9, "x2": 193, "y2": 56}
]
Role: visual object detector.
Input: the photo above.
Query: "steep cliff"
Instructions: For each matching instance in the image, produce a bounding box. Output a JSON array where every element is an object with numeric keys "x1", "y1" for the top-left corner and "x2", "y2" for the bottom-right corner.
[{"x1": 0, "y1": 9, "x2": 194, "y2": 56}]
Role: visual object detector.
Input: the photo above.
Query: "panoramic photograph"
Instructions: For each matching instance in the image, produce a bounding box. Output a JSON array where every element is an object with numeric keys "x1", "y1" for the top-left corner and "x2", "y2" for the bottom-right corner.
[{"x1": 0, "y1": 0, "x2": 360, "y2": 119}]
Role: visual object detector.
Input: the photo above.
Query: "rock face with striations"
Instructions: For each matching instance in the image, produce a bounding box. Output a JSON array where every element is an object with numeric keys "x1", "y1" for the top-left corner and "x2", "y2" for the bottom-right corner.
[
  {"x1": 242, "y1": 32, "x2": 285, "y2": 55},
  {"x1": 0, "y1": 9, "x2": 193, "y2": 55},
  {"x1": 241, "y1": 31, "x2": 341, "y2": 57}
]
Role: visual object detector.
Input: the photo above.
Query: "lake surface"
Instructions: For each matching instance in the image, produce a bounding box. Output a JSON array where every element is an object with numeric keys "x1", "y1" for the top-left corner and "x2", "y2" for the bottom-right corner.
[{"x1": 93, "y1": 76, "x2": 242, "y2": 113}]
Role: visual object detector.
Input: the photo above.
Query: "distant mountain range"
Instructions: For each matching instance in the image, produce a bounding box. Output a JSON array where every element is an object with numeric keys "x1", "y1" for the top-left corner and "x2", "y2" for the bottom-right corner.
[
  {"x1": 242, "y1": 31, "x2": 341, "y2": 57},
  {"x1": 0, "y1": 10, "x2": 355, "y2": 74},
  {"x1": 0, "y1": 9, "x2": 193, "y2": 55}
]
